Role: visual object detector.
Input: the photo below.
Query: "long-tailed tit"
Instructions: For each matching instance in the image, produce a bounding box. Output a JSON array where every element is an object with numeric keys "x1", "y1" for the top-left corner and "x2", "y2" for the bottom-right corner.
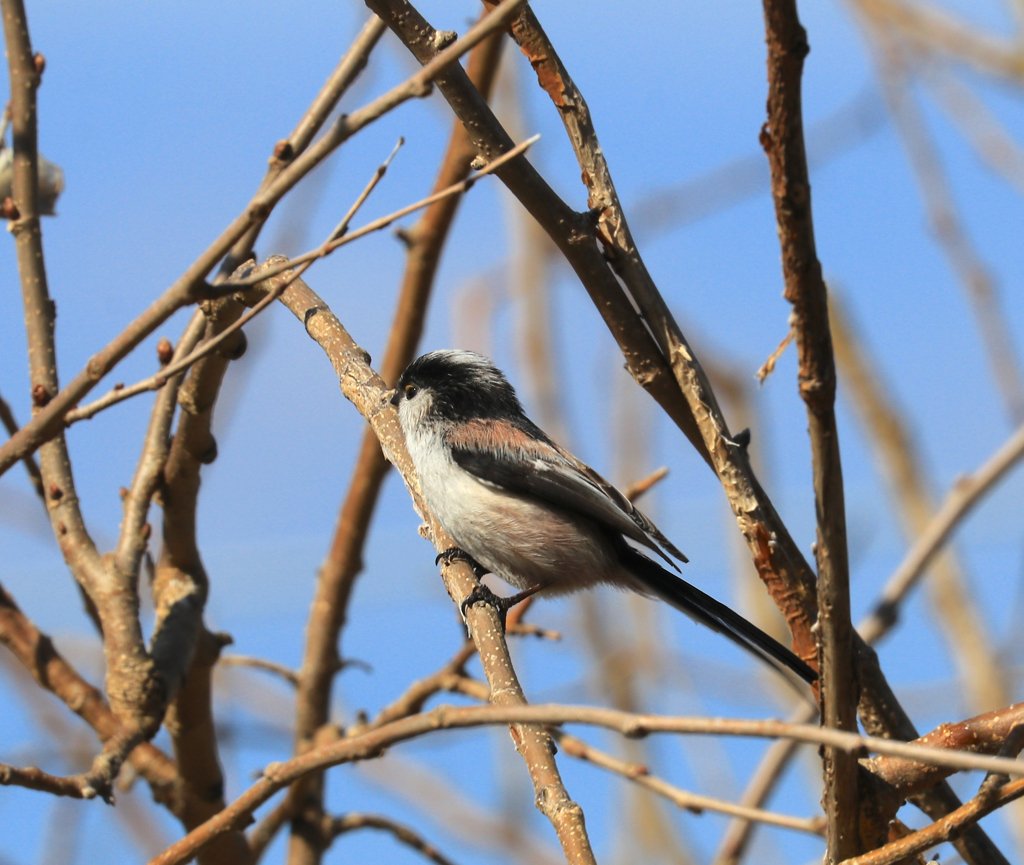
[{"x1": 392, "y1": 350, "x2": 816, "y2": 685}]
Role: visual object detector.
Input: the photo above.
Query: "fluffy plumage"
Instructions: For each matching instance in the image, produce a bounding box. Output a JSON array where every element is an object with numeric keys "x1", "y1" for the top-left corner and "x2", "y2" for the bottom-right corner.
[{"x1": 393, "y1": 350, "x2": 816, "y2": 685}]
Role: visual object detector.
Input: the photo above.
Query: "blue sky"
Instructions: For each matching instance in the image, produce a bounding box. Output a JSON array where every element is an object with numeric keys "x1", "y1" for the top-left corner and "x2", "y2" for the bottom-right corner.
[{"x1": 1, "y1": 1, "x2": 1023, "y2": 863}]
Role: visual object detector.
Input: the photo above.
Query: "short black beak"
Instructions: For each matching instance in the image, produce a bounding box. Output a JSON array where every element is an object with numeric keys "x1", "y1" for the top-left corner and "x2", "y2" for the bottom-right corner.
[{"x1": 389, "y1": 389, "x2": 401, "y2": 407}]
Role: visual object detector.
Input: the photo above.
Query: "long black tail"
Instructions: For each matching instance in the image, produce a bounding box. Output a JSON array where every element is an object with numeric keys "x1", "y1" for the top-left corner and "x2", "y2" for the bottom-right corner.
[{"x1": 620, "y1": 545, "x2": 818, "y2": 685}]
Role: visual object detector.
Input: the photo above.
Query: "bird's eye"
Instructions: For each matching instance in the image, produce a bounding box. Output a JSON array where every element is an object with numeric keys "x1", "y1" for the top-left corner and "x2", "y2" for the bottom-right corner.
[{"x1": 404, "y1": 385, "x2": 418, "y2": 400}]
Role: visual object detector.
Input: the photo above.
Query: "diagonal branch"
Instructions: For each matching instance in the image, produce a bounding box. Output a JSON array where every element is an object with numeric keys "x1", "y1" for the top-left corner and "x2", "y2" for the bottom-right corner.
[
  {"x1": 0, "y1": 0, "x2": 527, "y2": 480},
  {"x1": 225, "y1": 260, "x2": 594, "y2": 865},
  {"x1": 285, "y1": 26, "x2": 507, "y2": 865},
  {"x1": 0, "y1": 391, "x2": 44, "y2": 500},
  {"x1": 217, "y1": 14, "x2": 388, "y2": 278},
  {"x1": 860, "y1": 419, "x2": 1024, "y2": 642},
  {"x1": 842, "y1": 723, "x2": 1024, "y2": 865}
]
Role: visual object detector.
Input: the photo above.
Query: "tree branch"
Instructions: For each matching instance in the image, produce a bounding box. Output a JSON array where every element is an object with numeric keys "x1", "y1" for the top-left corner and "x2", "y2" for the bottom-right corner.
[
  {"x1": 759, "y1": 0, "x2": 859, "y2": 858},
  {"x1": 285, "y1": 32, "x2": 507, "y2": 865},
  {"x1": 0, "y1": 580, "x2": 197, "y2": 822},
  {"x1": 842, "y1": 726, "x2": 1024, "y2": 865},
  {"x1": 224, "y1": 259, "x2": 594, "y2": 865},
  {"x1": 0, "y1": 391, "x2": 44, "y2": 500},
  {"x1": 0, "y1": 0, "x2": 519, "y2": 479},
  {"x1": 149, "y1": 700, "x2": 1024, "y2": 865},
  {"x1": 326, "y1": 813, "x2": 461, "y2": 865}
]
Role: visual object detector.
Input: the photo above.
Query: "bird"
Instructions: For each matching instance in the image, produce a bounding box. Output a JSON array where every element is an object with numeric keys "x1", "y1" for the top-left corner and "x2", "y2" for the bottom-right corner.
[{"x1": 391, "y1": 349, "x2": 817, "y2": 685}]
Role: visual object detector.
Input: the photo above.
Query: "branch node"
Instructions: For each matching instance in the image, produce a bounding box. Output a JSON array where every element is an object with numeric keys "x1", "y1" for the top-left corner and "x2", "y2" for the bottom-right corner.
[
  {"x1": 31, "y1": 383, "x2": 50, "y2": 406},
  {"x1": 156, "y1": 338, "x2": 174, "y2": 365}
]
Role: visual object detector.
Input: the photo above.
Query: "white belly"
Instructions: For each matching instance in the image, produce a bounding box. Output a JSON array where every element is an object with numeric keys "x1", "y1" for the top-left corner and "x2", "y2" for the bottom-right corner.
[{"x1": 409, "y1": 434, "x2": 619, "y2": 594}]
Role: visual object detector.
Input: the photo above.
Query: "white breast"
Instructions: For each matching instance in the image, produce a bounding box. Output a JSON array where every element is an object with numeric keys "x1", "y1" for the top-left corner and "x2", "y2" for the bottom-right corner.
[{"x1": 403, "y1": 423, "x2": 621, "y2": 594}]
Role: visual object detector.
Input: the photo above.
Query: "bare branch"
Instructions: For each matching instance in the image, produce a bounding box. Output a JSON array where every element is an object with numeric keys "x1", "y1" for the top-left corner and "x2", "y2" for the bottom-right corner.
[
  {"x1": 326, "y1": 813, "x2": 461, "y2": 865},
  {"x1": 0, "y1": 580, "x2": 196, "y2": 822},
  {"x1": 759, "y1": 0, "x2": 859, "y2": 858},
  {"x1": 219, "y1": 655, "x2": 299, "y2": 687},
  {"x1": 220, "y1": 259, "x2": 593, "y2": 864},
  {"x1": 861, "y1": 419, "x2": 1024, "y2": 642},
  {"x1": 865, "y1": 702, "x2": 1024, "y2": 798},
  {"x1": 361, "y1": 16, "x2": 947, "y2": 852},
  {"x1": 842, "y1": 722, "x2": 1024, "y2": 865},
  {"x1": 0, "y1": 762, "x2": 101, "y2": 800},
  {"x1": 552, "y1": 728, "x2": 826, "y2": 836},
  {"x1": 0, "y1": 0, "x2": 524, "y2": 478},
  {"x1": 284, "y1": 30, "x2": 508, "y2": 865},
  {"x1": 621, "y1": 466, "x2": 669, "y2": 502},
  {"x1": 149, "y1": 701, "x2": 1024, "y2": 865},
  {"x1": 218, "y1": 14, "x2": 388, "y2": 276},
  {"x1": 0, "y1": 391, "x2": 44, "y2": 500}
]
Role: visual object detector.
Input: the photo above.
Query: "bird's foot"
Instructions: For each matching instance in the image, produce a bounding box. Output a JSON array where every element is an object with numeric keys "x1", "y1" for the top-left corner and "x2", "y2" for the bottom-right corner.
[
  {"x1": 460, "y1": 582, "x2": 546, "y2": 631},
  {"x1": 436, "y1": 547, "x2": 486, "y2": 578}
]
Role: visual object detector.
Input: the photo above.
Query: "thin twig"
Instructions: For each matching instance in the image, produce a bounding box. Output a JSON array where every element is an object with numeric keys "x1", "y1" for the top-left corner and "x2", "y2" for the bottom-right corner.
[
  {"x1": 113, "y1": 314, "x2": 206, "y2": 580},
  {"x1": 221, "y1": 134, "x2": 540, "y2": 291},
  {"x1": 755, "y1": 328, "x2": 794, "y2": 385},
  {"x1": 551, "y1": 728, "x2": 826, "y2": 836},
  {"x1": 0, "y1": 0, "x2": 526, "y2": 478},
  {"x1": 65, "y1": 136, "x2": 537, "y2": 426},
  {"x1": 326, "y1": 813, "x2": 461, "y2": 865},
  {"x1": 621, "y1": 466, "x2": 669, "y2": 502},
  {"x1": 0, "y1": 391, "x2": 44, "y2": 500},
  {"x1": 0, "y1": 763, "x2": 101, "y2": 799},
  {"x1": 860, "y1": 420, "x2": 1024, "y2": 642},
  {"x1": 219, "y1": 655, "x2": 299, "y2": 687}
]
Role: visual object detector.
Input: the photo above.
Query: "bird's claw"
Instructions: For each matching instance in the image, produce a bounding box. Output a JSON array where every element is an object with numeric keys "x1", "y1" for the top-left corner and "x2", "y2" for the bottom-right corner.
[
  {"x1": 460, "y1": 582, "x2": 511, "y2": 630},
  {"x1": 436, "y1": 547, "x2": 486, "y2": 577}
]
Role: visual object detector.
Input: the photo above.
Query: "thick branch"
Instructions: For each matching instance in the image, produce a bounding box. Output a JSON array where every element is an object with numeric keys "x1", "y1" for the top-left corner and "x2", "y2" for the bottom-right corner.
[
  {"x1": 0, "y1": 581, "x2": 196, "y2": 822},
  {"x1": 286, "y1": 28, "x2": 506, "y2": 865},
  {"x1": 866, "y1": 702, "x2": 1024, "y2": 798},
  {"x1": 225, "y1": 260, "x2": 593, "y2": 863},
  {"x1": 844, "y1": 757, "x2": 1024, "y2": 865},
  {"x1": 759, "y1": 0, "x2": 859, "y2": 858}
]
